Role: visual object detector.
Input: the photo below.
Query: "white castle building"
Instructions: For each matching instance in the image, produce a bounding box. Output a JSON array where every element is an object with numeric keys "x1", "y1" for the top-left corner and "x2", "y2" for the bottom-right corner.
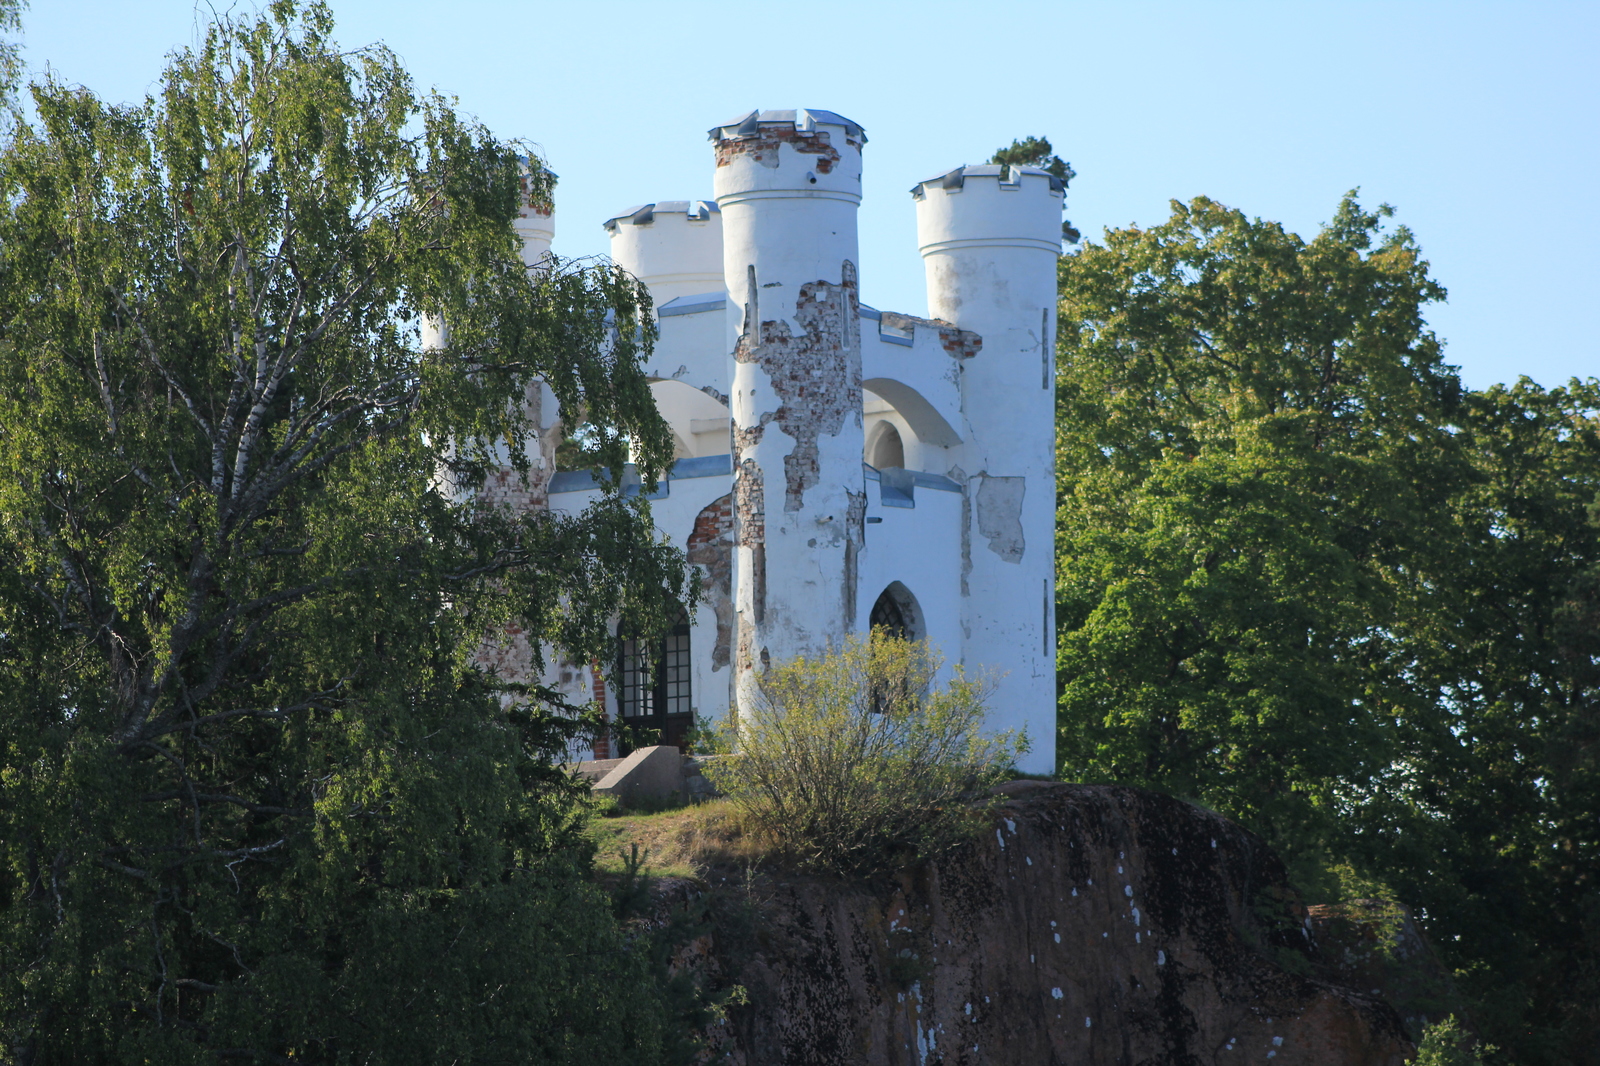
[{"x1": 489, "y1": 109, "x2": 1063, "y2": 775}]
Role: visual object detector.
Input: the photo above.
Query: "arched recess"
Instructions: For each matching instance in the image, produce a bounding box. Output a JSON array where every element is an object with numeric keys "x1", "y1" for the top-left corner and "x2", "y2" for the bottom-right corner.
[
  {"x1": 686, "y1": 494, "x2": 733, "y2": 671},
  {"x1": 866, "y1": 420, "x2": 905, "y2": 470},
  {"x1": 862, "y1": 376, "x2": 962, "y2": 448},
  {"x1": 869, "y1": 581, "x2": 924, "y2": 643},
  {"x1": 648, "y1": 379, "x2": 730, "y2": 459}
]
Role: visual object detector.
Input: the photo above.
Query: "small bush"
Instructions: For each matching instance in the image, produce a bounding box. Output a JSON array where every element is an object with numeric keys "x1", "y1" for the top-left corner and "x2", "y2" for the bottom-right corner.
[
  {"x1": 1415, "y1": 1016, "x2": 1494, "y2": 1065},
  {"x1": 705, "y1": 635, "x2": 1026, "y2": 875}
]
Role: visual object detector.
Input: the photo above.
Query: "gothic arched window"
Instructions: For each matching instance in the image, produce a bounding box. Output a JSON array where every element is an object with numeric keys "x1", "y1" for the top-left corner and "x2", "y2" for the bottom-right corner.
[
  {"x1": 869, "y1": 587, "x2": 909, "y2": 640},
  {"x1": 867, "y1": 584, "x2": 922, "y2": 713}
]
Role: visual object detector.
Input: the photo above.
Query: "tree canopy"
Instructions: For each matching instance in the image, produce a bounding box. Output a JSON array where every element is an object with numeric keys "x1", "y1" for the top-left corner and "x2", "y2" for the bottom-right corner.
[
  {"x1": 989, "y1": 135, "x2": 1079, "y2": 244},
  {"x1": 0, "y1": 0, "x2": 21, "y2": 136},
  {"x1": 988, "y1": 135, "x2": 1075, "y2": 183},
  {"x1": 0, "y1": 3, "x2": 693, "y2": 1061},
  {"x1": 1056, "y1": 193, "x2": 1600, "y2": 1063}
]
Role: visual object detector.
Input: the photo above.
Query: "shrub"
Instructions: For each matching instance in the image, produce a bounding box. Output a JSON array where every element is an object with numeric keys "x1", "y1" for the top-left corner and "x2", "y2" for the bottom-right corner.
[
  {"x1": 1415, "y1": 1016, "x2": 1495, "y2": 1066},
  {"x1": 705, "y1": 635, "x2": 1027, "y2": 874}
]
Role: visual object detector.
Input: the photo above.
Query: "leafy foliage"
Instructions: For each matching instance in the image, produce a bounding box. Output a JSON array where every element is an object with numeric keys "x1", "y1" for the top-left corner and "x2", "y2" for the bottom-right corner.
[
  {"x1": 0, "y1": 0, "x2": 19, "y2": 102},
  {"x1": 1056, "y1": 192, "x2": 1460, "y2": 846},
  {"x1": 989, "y1": 135, "x2": 1075, "y2": 184},
  {"x1": 707, "y1": 636, "x2": 1024, "y2": 875},
  {"x1": 1415, "y1": 1016, "x2": 1494, "y2": 1066},
  {"x1": 989, "y1": 135, "x2": 1079, "y2": 242},
  {"x1": 0, "y1": 3, "x2": 693, "y2": 1062},
  {"x1": 1055, "y1": 193, "x2": 1600, "y2": 1063},
  {"x1": 1394, "y1": 379, "x2": 1600, "y2": 1062}
]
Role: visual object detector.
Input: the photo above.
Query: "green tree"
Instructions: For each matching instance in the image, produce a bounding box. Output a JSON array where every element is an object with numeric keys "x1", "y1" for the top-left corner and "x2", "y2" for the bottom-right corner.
[
  {"x1": 1391, "y1": 379, "x2": 1600, "y2": 1061},
  {"x1": 1056, "y1": 192, "x2": 1461, "y2": 855},
  {"x1": 0, "y1": 0, "x2": 21, "y2": 124},
  {"x1": 989, "y1": 135, "x2": 1075, "y2": 183},
  {"x1": 1055, "y1": 194, "x2": 1600, "y2": 1062},
  {"x1": 989, "y1": 136, "x2": 1080, "y2": 243},
  {"x1": 0, "y1": 4, "x2": 692, "y2": 1062}
]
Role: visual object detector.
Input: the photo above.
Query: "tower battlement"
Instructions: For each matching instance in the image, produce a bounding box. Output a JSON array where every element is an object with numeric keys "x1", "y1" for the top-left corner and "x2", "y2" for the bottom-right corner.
[
  {"x1": 912, "y1": 164, "x2": 1065, "y2": 257},
  {"x1": 708, "y1": 109, "x2": 865, "y2": 208},
  {"x1": 708, "y1": 108, "x2": 866, "y2": 144},
  {"x1": 511, "y1": 157, "x2": 555, "y2": 269},
  {"x1": 603, "y1": 201, "x2": 723, "y2": 306}
]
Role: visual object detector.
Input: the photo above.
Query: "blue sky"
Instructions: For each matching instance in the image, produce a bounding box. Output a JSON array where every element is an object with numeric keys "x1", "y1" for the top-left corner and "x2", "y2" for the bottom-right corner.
[{"x1": 17, "y1": 1, "x2": 1598, "y2": 391}]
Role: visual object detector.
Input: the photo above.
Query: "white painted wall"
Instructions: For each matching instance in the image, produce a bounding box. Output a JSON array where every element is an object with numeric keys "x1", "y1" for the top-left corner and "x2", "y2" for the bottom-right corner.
[
  {"x1": 648, "y1": 300, "x2": 730, "y2": 400},
  {"x1": 856, "y1": 486, "x2": 965, "y2": 677},
  {"x1": 649, "y1": 380, "x2": 730, "y2": 459}
]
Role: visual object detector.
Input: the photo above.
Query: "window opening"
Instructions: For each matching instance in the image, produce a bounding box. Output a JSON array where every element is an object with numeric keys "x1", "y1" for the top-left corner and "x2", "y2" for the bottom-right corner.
[
  {"x1": 868, "y1": 588, "x2": 912, "y2": 714},
  {"x1": 616, "y1": 609, "x2": 693, "y2": 752},
  {"x1": 870, "y1": 589, "x2": 908, "y2": 639}
]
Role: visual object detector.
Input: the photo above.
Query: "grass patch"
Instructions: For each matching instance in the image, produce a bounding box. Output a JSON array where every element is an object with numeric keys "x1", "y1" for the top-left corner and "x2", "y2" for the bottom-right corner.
[{"x1": 586, "y1": 798, "x2": 764, "y2": 881}]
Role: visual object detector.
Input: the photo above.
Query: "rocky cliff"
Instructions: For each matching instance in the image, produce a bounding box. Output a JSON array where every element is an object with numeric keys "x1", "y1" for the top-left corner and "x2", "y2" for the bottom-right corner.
[{"x1": 663, "y1": 782, "x2": 1415, "y2": 1065}]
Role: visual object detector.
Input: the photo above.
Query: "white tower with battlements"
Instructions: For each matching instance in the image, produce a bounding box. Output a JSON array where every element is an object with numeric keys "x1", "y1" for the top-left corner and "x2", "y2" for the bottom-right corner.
[
  {"x1": 914, "y1": 164, "x2": 1064, "y2": 766},
  {"x1": 513, "y1": 168, "x2": 555, "y2": 271},
  {"x1": 603, "y1": 201, "x2": 723, "y2": 308},
  {"x1": 709, "y1": 109, "x2": 869, "y2": 714}
]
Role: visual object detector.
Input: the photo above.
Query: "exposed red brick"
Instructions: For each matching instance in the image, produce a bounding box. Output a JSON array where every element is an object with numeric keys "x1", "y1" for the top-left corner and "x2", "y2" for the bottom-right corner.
[
  {"x1": 880, "y1": 310, "x2": 983, "y2": 360},
  {"x1": 733, "y1": 261, "x2": 862, "y2": 512},
  {"x1": 714, "y1": 125, "x2": 842, "y2": 173},
  {"x1": 475, "y1": 465, "x2": 549, "y2": 514},
  {"x1": 590, "y1": 660, "x2": 610, "y2": 759}
]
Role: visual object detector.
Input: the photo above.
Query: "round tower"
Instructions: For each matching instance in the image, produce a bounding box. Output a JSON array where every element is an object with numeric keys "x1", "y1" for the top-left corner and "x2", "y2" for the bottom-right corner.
[
  {"x1": 913, "y1": 163, "x2": 1063, "y2": 773},
  {"x1": 604, "y1": 201, "x2": 724, "y2": 307},
  {"x1": 422, "y1": 158, "x2": 559, "y2": 501},
  {"x1": 514, "y1": 160, "x2": 555, "y2": 270},
  {"x1": 710, "y1": 108, "x2": 868, "y2": 713},
  {"x1": 512, "y1": 204, "x2": 554, "y2": 271}
]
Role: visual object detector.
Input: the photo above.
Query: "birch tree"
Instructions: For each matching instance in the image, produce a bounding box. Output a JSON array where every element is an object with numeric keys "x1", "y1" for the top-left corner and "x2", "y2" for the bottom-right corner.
[{"x1": 0, "y1": 3, "x2": 690, "y2": 1061}]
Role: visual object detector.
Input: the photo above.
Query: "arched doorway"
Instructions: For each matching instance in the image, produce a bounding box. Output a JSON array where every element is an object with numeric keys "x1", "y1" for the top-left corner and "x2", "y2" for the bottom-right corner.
[{"x1": 868, "y1": 583, "x2": 923, "y2": 713}]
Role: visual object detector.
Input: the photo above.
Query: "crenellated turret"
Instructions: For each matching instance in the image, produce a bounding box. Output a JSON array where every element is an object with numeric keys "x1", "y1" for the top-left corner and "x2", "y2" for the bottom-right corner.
[
  {"x1": 604, "y1": 200, "x2": 723, "y2": 308},
  {"x1": 426, "y1": 159, "x2": 560, "y2": 502},
  {"x1": 429, "y1": 156, "x2": 556, "y2": 343},
  {"x1": 913, "y1": 163, "x2": 1063, "y2": 771},
  {"x1": 710, "y1": 108, "x2": 868, "y2": 715}
]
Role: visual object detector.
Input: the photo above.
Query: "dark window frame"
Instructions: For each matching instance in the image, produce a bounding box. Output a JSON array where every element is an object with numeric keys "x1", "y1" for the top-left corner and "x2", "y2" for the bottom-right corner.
[
  {"x1": 615, "y1": 612, "x2": 693, "y2": 752},
  {"x1": 870, "y1": 589, "x2": 909, "y2": 639}
]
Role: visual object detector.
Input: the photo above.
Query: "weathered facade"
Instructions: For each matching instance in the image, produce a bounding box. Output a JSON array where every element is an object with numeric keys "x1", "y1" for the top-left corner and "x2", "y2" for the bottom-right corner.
[{"x1": 506, "y1": 109, "x2": 1063, "y2": 773}]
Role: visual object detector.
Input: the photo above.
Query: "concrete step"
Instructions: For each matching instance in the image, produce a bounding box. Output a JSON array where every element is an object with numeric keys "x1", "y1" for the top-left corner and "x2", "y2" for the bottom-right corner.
[{"x1": 572, "y1": 757, "x2": 625, "y2": 783}]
